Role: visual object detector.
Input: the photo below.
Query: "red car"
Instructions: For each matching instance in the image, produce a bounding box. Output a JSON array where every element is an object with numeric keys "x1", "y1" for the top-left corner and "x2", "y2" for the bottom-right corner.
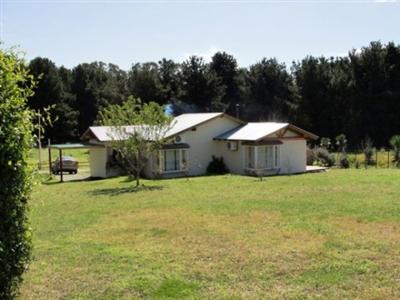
[{"x1": 52, "y1": 156, "x2": 79, "y2": 174}]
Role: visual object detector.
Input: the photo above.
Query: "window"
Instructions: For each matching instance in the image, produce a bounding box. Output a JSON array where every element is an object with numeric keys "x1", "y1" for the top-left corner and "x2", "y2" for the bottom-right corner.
[
  {"x1": 159, "y1": 149, "x2": 188, "y2": 173},
  {"x1": 245, "y1": 145, "x2": 280, "y2": 170},
  {"x1": 246, "y1": 147, "x2": 255, "y2": 168},
  {"x1": 227, "y1": 141, "x2": 238, "y2": 151}
]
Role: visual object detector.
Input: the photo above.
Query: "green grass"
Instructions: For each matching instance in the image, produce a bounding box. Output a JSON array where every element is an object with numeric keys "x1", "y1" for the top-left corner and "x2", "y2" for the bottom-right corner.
[{"x1": 21, "y1": 169, "x2": 400, "y2": 299}]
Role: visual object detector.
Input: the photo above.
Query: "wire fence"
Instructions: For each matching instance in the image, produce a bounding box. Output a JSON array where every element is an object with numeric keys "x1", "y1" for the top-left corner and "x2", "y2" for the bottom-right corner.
[{"x1": 334, "y1": 149, "x2": 397, "y2": 169}]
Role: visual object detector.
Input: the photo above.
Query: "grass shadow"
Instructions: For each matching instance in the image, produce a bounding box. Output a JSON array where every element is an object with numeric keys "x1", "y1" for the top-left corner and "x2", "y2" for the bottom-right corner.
[
  {"x1": 41, "y1": 176, "x2": 95, "y2": 185},
  {"x1": 89, "y1": 184, "x2": 164, "y2": 196}
]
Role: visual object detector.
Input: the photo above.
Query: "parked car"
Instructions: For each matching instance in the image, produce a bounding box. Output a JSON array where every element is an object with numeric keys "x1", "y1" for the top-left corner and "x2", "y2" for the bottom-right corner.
[{"x1": 52, "y1": 156, "x2": 79, "y2": 174}]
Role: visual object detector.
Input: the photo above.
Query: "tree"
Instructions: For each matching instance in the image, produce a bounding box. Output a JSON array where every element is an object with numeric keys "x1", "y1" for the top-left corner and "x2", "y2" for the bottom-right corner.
[
  {"x1": 178, "y1": 56, "x2": 226, "y2": 112},
  {"x1": 72, "y1": 62, "x2": 126, "y2": 134},
  {"x1": 210, "y1": 52, "x2": 241, "y2": 114},
  {"x1": 390, "y1": 135, "x2": 400, "y2": 166},
  {"x1": 127, "y1": 62, "x2": 160, "y2": 104},
  {"x1": 99, "y1": 97, "x2": 172, "y2": 186},
  {"x1": 28, "y1": 59, "x2": 79, "y2": 142},
  {"x1": 244, "y1": 58, "x2": 295, "y2": 121},
  {"x1": 157, "y1": 58, "x2": 181, "y2": 105},
  {"x1": 0, "y1": 48, "x2": 34, "y2": 299}
]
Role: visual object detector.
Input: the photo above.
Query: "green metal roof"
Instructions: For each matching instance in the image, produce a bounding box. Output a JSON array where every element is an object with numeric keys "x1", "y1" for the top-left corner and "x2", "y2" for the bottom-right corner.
[{"x1": 50, "y1": 143, "x2": 101, "y2": 149}]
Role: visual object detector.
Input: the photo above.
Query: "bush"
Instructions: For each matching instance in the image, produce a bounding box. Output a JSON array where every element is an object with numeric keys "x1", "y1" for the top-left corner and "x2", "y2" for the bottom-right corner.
[
  {"x1": 0, "y1": 49, "x2": 34, "y2": 298},
  {"x1": 207, "y1": 156, "x2": 229, "y2": 174},
  {"x1": 313, "y1": 147, "x2": 335, "y2": 167},
  {"x1": 306, "y1": 147, "x2": 315, "y2": 165},
  {"x1": 339, "y1": 154, "x2": 350, "y2": 168},
  {"x1": 362, "y1": 137, "x2": 375, "y2": 166},
  {"x1": 390, "y1": 135, "x2": 400, "y2": 167}
]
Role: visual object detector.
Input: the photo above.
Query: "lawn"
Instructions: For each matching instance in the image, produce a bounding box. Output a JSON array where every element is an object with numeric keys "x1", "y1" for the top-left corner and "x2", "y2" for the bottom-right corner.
[{"x1": 20, "y1": 169, "x2": 400, "y2": 299}]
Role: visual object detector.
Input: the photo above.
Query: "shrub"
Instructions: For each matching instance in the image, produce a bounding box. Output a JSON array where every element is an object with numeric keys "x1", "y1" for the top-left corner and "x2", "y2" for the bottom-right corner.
[
  {"x1": 313, "y1": 147, "x2": 335, "y2": 167},
  {"x1": 335, "y1": 134, "x2": 347, "y2": 153},
  {"x1": 207, "y1": 156, "x2": 229, "y2": 174},
  {"x1": 0, "y1": 49, "x2": 34, "y2": 298},
  {"x1": 339, "y1": 154, "x2": 350, "y2": 168},
  {"x1": 361, "y1": 137, "x2": 375, "y2": 166},
  {"x1": 306, "y1": 147, "x2": 315, "y2": 165},
  {"x1": 319, "y1": 137, "x2": 332, "y2": 150},
  {"x1": 390, "y1": 135, "x2": 400, "y2": 167}
]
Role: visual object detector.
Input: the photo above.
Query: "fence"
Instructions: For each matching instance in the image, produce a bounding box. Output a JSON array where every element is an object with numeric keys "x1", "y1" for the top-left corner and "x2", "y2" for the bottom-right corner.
[{"x1": 337, "y1": 149, "x2": 395, "y2": 169}]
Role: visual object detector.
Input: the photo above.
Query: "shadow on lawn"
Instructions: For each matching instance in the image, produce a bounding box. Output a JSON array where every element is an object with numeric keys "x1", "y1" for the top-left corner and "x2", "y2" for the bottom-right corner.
[{"x1": 89, "y1": 185, "x2": 164, "y2": 196}]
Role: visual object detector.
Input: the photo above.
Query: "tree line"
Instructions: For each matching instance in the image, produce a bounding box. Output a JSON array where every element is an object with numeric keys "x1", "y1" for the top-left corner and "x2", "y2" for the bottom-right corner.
[{"x1": 28, "y1": 41, "x2": 400, "y2": 148}]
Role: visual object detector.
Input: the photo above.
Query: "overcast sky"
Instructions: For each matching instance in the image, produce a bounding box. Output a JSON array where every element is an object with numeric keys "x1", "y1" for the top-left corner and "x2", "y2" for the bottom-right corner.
[{"x1": 1, "y1": 0, "x2": 399, "y2": 69}]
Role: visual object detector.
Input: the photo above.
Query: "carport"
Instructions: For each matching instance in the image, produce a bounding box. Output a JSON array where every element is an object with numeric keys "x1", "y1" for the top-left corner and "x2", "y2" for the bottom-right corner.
[{"x1": 49, "y1": 143, "x2": 92, "y2": 183}]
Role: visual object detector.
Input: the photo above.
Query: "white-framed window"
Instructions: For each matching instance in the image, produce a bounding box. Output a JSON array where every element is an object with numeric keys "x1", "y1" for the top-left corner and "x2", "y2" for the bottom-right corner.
[
  {"x1": 227, "y1": 141, "x2": 238, "y2": 151},
  {"x1": 245, "y1": 145, "x2": 280, "y2": 170},
  {"x1": 159, "y1": 149, "x2": 188, "y2": 173}
]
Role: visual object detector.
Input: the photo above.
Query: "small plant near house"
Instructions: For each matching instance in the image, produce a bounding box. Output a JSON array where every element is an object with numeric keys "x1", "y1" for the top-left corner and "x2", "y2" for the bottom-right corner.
[
  {"x1": 361, "y1": 137, "x2": 375, "y2": 167},
  {"x1": 206, "y1": 156, "x2": 229, "y2": 174},
  {"x1": 389, "y1": 135, "x2": 400, "y2": 167},
  {"x1": 313, "y1": 147, "x2": 335, "y2": 167}
]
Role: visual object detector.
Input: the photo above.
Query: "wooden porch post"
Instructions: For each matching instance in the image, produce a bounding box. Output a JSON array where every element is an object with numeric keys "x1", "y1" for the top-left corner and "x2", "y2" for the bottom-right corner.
[{"x1": 254, "y1": 146, "x2": 258, "y2": 169}]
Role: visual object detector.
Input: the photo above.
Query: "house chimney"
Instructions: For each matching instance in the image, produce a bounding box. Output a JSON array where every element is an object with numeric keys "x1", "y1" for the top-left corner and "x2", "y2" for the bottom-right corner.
[{"x1": 236, "y1": 103, "x2": 240, "y2": 119}]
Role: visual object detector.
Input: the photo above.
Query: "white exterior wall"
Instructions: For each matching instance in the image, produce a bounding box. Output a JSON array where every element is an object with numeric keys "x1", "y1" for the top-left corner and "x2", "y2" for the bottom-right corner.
[
  {"x1": 279, "y1": 139, "x2": 307, "y2": 174},
  {"x1": 182, "y1": 116, "x2": 241, "y2": 176},
  {"x1": 215, "y1": 141, "x2": 244, "y2": 174},
  {"x1": 216, "y1": 138, "x2": 307, "y2": 175},
  {"x1": 89, "y1": 147, "x2": 108, "y2": 178},
  {"x1": 147, "y1": 115, "x2": 241, "y2": 177}
]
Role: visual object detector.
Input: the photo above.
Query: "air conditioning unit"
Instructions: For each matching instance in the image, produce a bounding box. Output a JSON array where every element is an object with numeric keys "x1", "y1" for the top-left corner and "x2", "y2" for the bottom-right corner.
[
  {"x1": 175, "y1": 135, "x2": 183, "y2": 143},
  {"x1": 227, "y1": 141, "x2": 238, "y2": 151}
]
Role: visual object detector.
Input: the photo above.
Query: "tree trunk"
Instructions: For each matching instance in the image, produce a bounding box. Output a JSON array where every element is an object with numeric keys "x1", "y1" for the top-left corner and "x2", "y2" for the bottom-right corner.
[{"x1": 135, "y1": 171, "x2": 140, "y2": 187}]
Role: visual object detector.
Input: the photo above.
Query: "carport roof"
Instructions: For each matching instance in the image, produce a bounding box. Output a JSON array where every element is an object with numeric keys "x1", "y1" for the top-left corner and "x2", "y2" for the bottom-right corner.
[{"x1": 50, "y1": 143, "x2": 101, "y2": 149}]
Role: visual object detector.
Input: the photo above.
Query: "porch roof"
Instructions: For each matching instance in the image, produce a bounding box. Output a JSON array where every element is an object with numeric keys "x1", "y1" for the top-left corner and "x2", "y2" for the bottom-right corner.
[{"x1": 214, "y1": 122, "x2": 318, "y2": 141}]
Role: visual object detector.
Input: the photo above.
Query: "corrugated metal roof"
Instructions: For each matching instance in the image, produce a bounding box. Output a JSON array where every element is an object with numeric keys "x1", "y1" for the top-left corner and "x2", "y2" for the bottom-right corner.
[
  {"x1": 165, "y1": 112, "x2": 224, "y2": 137},
  {"x1": 83, "y1": 113, "x2": 227, "y2": 142},
  {"x1": 214, "y1": 122, "x2": 289, "y2": 141},
  {"x1": 86, "y1": 125, "x2": 159, "y2": 142}
]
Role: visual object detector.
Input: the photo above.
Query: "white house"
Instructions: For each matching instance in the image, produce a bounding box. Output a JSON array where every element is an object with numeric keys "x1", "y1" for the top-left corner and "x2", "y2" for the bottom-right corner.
[{"x1": 81, "y1": 112, "x2": 318, "y2": 178}]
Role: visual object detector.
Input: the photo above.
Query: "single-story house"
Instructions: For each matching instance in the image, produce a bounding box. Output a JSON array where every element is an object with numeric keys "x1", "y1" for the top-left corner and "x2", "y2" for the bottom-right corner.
[{"x1": 81, "y1": 112, "x2": 318, "y2": 178}]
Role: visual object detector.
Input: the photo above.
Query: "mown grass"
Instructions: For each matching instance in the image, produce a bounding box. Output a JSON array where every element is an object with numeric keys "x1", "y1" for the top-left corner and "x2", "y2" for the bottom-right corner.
[{"x1": 21, "y1": 169, "x2": 400, "y2": 299}]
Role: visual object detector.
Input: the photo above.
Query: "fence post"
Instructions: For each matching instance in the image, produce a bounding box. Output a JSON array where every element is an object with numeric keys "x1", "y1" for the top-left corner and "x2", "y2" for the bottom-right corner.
[
  {"x1": 48, "y1": 139, "x2": 52, "y2": 176},
  {"x1": 388, "y1": 150, "x2": 390, "y2": 168}
]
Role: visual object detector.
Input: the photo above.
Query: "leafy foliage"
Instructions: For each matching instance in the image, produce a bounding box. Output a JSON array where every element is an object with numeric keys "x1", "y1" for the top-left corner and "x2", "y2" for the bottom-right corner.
[
  {"x1": 27, "y1": 42, "x2": 400, "y2": 149},
  {"x1": 313, "y1": 147, "x2": 335, "y2": 167},
  {"x1": 389, "y1": 135, "x2": 400, "y2": 166},
  {"x1": 361, "y1": 137, "x2": 375, "y2": 166},
  {"x1": 206, "y1": 156, "x2": 229, "y2": 174},
  {"x1": 0, "y1": 48, "x2": 34, "y2": 299},
  {"x1": 339, "y1": 153, "x2": 350, "y2": 169},
  {"x1": 99, "y1": 97, "x2": 172, "y2": 186}
]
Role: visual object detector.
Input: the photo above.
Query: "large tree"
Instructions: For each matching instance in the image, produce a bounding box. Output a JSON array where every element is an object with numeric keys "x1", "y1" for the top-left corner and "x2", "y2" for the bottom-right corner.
[
  {"x1": 210, "y1": 52, "x2": 241, "y2": 114},
  {"x1": 178, "y1": 56, "x2": 226, "y2": 112},
  {"x1": 0, "y1": 48, "x2": 34, "y2": 299},
  {"x1": 244, "y1": 58, "x2": 295, "y2": 121},
  {"x1": 72, "y1": 62, "x2": 127, "y2": 134}
]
